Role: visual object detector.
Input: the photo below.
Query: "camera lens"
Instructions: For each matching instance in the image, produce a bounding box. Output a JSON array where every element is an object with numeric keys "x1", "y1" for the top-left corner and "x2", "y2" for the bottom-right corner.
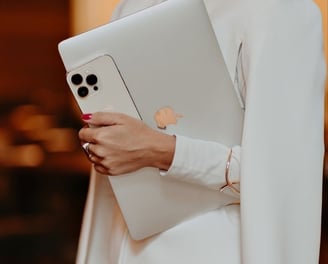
[
  {"x1": 77, "y1": 86, "x2": 89, "y2": 98},
  {"x1": 86, "y1": 74, "x2": 98, "y2": 85},
  {"x1": 71, "y1": 74, "x2": 83, "y2": 85}
]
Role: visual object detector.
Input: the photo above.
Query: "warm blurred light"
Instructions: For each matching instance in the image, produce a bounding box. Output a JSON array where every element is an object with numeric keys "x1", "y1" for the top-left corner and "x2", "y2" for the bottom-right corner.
[
  {"x1": 9, "y1": 105, "x2": 55, "y2": 133},
  {"x1": 8, "y1": 144, "x2": 45, "y2": 167},
  {"x1": 9, "y1": 105, "x2": 40, "y2": 130},
  {"x1": 42, "y1": 128, "x2": 79, "y2": 153},
  {"x1": 21, "y1": 114, "x2": 55, "y2": 133},
  {"x1": 70, "y1": 0, "x2": 120, "y2": 34},
  {"x1": 0, "y1": 129, "x2": 12, "y2": 163}
]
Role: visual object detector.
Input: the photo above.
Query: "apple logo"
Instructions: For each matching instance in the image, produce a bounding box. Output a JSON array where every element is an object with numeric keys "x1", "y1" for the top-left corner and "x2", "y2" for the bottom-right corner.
[{"x1": 154, "y1": 106, "x2": 182, "y2": 129}]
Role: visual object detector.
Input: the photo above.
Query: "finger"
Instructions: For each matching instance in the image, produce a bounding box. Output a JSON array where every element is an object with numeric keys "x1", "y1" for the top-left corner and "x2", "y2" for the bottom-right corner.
[
  {"x1": 78, "y1": 126, "x2": 99, "y2": 143},
  {"x1": 93, "y1": 164, "x2": 111, "y2": 175},
  {"x1": 87, "y1": 144, "x2": 104, "y2": 160},
  {"x1": 80, "y1": 141, "x2": 102, "y2": 159},
  {"x1": 79, "y1": 125, "x2": 89, "y2": 143},
  {"x1": 89, "y1": 153, "x2": 103, "y2": 164},
  {"x1": 81, "y1": 142, "x2": 91, "y2": 156},
  {"x1": 82, "y1": 112, "x2": 126, "y2": 127}
]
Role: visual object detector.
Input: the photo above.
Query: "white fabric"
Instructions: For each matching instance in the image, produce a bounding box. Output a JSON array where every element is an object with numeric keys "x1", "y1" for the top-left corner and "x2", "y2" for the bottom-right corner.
[
  {"x1": 76, "y1": 0, "x2": 326, "y2": 263},
  {"x1": 162, "y1": 135, "x2": 241, "y2": 191},
  {"x1": 240, "y1": 1, "x2": 325, "y2": 263}
]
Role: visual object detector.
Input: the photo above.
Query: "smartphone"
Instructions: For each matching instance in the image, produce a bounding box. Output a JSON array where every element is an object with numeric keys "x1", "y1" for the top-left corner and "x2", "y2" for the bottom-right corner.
[{"x1": 66, "y1": 55, "x2": 140, "y2": 119}]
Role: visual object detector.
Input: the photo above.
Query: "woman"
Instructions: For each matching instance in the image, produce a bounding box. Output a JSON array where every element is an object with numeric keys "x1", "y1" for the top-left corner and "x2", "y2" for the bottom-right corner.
[{"x1": 76, "y1": 0, "x2": 326, "y2": 263}]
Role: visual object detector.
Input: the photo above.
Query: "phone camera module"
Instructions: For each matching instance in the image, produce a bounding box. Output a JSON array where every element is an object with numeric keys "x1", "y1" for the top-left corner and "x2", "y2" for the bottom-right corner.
[
  {"x1": 71, "y1": 74, "x2": 83, "y2": 85},
  {"x1": 77, "y1": 86, "x2": 89, "y2": 98},
  {"x1": 86, "y1": 74, "x2": 98, "y2": 86}
]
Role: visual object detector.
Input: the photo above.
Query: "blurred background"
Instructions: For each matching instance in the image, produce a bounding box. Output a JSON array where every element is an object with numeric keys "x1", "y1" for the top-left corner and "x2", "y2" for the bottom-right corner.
[{"x1": 0, "y1": 0, "x2": 326, "y2": 263}]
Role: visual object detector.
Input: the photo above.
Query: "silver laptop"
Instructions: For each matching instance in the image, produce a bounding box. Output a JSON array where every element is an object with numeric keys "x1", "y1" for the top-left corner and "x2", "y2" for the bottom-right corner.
[{"x1": 58, "y1": 0, "x2": 244, "y2": 240}]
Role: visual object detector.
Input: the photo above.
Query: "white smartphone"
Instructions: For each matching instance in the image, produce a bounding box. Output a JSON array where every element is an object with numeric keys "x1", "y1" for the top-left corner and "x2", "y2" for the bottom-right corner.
[{"x1": 66, "y1": 55, "x2": 140, "y2": 119}]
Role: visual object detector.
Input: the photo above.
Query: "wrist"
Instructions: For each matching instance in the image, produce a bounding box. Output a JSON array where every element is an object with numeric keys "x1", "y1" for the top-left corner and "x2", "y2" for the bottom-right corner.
[{"x1": 149, "y1": 132, "x2": 176, "y2": 170}]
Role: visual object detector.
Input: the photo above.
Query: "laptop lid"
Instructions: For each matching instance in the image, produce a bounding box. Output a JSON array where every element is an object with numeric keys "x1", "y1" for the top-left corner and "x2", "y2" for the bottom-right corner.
[{"x1": 58, "y1": 0, "x2": 244, "y2": 240}]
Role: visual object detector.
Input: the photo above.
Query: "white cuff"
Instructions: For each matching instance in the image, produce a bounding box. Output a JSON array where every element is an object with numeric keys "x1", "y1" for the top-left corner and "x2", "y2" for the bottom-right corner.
[{"x1": 159, "y1": 135, "x2": 241, "y2": 193}]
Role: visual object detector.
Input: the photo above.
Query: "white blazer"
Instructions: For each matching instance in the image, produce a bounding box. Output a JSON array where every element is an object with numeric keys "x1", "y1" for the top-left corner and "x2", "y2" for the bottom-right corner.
[{"x1": 76, "y1": 0, "x2": 326, "y2": 263}]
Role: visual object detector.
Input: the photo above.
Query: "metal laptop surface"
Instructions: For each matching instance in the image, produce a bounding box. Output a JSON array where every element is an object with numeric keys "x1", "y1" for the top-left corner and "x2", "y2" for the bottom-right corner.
[{"x1": 58, "y1": 0, "x2": 244, "y2": 240}]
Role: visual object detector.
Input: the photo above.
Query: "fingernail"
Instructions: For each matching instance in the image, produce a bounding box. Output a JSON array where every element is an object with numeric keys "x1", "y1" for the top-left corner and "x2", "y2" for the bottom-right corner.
[{"x1": 82, "y1": 113, "x2": 92, "y2": 120}]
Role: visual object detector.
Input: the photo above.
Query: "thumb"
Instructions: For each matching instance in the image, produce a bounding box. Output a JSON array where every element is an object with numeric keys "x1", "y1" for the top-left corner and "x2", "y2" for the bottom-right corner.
[{"x1": 82, "y1": 112, "x2": 124, "y2": 126}]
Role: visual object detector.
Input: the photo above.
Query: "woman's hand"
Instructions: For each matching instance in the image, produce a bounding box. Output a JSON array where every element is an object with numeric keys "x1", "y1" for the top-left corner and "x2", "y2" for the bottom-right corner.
[{"x1": 78, "y1": 112, "x2": 176, "y2": 175}]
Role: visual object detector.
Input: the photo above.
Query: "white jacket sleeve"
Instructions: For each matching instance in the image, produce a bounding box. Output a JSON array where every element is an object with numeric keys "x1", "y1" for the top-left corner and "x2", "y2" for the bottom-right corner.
[
  {"x1": 162, "y1": 135, "x2": 241, "y2": 193},
  {"x1": 240, "y1": 1, "x2": 326, "y2": 263}
]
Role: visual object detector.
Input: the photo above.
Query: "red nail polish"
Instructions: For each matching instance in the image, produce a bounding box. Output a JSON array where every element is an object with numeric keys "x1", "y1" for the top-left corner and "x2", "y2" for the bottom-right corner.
[{"x1": 82, "y1": 113, "x2": 92, "y2": 120}]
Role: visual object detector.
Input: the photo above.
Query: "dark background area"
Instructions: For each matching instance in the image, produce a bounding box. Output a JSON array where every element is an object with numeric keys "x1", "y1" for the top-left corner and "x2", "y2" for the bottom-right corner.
[
  {"x1": 0, "y1": 1, "x2": 327, "y2": 263},
  {"x1": 0, "y1": 1, "x2": 90, "y2": 263}
]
